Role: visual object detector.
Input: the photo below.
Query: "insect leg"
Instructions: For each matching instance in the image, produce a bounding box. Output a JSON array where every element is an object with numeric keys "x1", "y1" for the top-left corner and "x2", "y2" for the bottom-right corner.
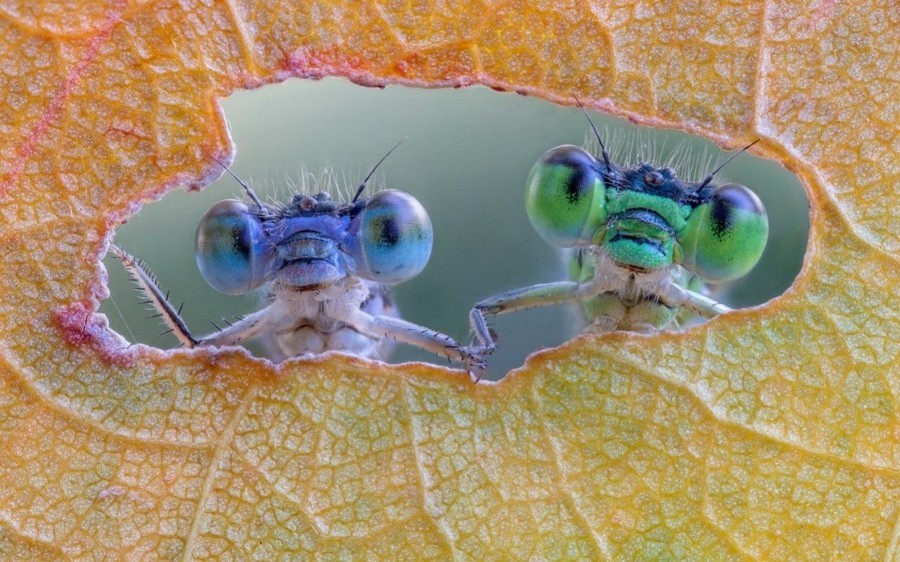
[
  {"x1": 657, "y1": 281, "x2": 732, "y2": 319},
  {"x1": 347, "y1": 311, "x2": 485, "y2": 380},
  {"x1": 469, "y1": 280, "x2": 600, "y2": 354},
  {"x1": 110, "y1": 243, "x2": 271, "y2": 349},
  {"x1": 195, "y1": 306, "x2": 271, "y2": 347},
  {"x1": 109, "y1": 244, "x2": 198, "y2": 347}
]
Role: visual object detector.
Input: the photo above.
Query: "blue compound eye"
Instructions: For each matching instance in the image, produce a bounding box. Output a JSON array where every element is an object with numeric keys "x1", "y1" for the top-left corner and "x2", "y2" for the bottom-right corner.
[
  {"x1": 353, "y1": 190, "x2": 433, "y2": 285},
  {"x1": 195, "y1": 199, "x2": 271, "y2": 294}
]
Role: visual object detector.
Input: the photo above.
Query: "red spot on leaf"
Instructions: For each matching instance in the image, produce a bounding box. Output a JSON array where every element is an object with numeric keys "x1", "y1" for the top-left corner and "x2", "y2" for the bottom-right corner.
[{"x1": 54, "y1": 303, "x2": 135, "y2": 369}]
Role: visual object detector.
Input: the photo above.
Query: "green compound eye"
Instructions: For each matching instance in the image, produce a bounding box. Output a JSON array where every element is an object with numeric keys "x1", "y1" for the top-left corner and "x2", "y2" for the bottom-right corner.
[
  {"x1": 526, "y1": 145, "x2": 607, "y2": 247},
  {"x1": 680, "y1": 183, "x2": 769, "y2": 283}
]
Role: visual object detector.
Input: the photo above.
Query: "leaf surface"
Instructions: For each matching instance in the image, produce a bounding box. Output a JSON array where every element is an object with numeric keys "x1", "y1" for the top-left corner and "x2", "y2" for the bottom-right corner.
[{"x1": 0, "y1": 0, "x2": 897, "y2": 559}]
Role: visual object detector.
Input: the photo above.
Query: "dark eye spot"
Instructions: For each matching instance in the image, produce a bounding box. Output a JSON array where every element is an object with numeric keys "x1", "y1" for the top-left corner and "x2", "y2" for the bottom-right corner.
[
  {"x1": 710, "y1": 198, "x2": 733, "y2": 237},
  {"x1": 372, "y1": 216, "x2": 400, "y2": 247},
  {"x1": 215, "y1": 219, "x2": 253, "y2": 263},
  {"x1": 644, "y1": 171, "x2": 663, "y2": 186},
  {"x1": 564, "y1": 170, "x2": 590, "y2": 204},
  {"x1": 710, "y1": 184, "x2": 763, "y2": 237}
]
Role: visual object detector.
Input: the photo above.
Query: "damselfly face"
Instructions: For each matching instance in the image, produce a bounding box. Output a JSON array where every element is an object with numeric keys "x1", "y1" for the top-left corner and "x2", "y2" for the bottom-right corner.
[
  {"x1": 526, "y1": 145, "x2": 769, "y2": 282},
  {"x1": 113, "y1": 159, "x2": 483, "y2": 379},
  {"x1": 469, "y1": 113, "x2": 769, "y2": 362},
  {"x1": 194, "y1": 189, "x2": 433, "y2": 295}
]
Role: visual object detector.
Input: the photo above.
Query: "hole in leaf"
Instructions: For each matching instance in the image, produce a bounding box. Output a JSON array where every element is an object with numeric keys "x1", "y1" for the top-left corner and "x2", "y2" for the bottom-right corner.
[{"x1": 102, "y1": 78, "x2": 809, "y2": 380}]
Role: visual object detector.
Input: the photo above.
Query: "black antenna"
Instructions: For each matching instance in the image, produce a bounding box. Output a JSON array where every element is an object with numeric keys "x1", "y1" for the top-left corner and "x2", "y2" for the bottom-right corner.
[
  {"x1": 351, "y1": 140, "x2": 405, "y2": 203},
  {"x1": 574, "y1": 97, "x2": 611, "y2": 172},
  {"x1": 698, "y1": 139, "x2": 760, "y2": 188},
  {"x1": 210, "y1": 155, "x2": 266, "y2": 212}
]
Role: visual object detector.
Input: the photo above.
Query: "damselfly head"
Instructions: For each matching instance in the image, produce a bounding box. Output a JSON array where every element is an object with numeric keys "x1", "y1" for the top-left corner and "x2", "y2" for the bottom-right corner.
[
  {"x1": 196, "y1": 144, "x2": 433, "y2": 294},
  {"x1": 526, "y1": 108, "x2": 768, "y2": 280}
]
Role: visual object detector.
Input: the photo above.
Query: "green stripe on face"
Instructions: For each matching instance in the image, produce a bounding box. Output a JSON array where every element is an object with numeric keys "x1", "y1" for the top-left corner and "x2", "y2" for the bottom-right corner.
[
  {"x1": 603, "y1": 230, "x2": 675, "y2": 271},
  {"x1": 604, "y1": 191, "x2": 692, "y2": 233}
]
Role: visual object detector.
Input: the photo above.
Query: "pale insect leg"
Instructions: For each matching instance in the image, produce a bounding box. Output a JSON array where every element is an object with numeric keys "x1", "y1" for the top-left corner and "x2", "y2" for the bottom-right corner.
[
  {"x1": 109, "y1": 243, "x2": 270, "y2": 348},
  {"x1": 345, "y1": 310, "x2": 483, "y2": 380},
  {"x1": 195, "y1": 307, "x2": 270, "y2": 347},
  {"x1": 656, "y1": 281, "x2": 732, "y2": 319},
  {"x1": 109, "y1": 244, "x2": 197, "y2": 347},
  {"x1": 469, "y1": 280, "x2": 607, "y2": 355}
]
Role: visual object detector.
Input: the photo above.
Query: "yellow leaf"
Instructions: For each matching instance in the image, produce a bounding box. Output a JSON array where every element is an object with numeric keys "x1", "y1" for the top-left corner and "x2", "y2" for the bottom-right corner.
[{"x1": 0, "y1": 1, "x2": 896, "y2": 560}]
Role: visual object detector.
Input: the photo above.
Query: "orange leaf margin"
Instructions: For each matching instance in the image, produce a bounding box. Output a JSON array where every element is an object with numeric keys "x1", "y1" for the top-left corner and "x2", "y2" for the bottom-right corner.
[{"x1": 0, "y1": 0, "x2": 897, "y2": 559}]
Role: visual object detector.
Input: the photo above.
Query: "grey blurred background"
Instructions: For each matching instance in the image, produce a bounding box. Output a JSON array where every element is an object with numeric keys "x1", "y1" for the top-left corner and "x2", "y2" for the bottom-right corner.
[{"x1": 102, "y1": 78, "x2": 809, "y2": 379}]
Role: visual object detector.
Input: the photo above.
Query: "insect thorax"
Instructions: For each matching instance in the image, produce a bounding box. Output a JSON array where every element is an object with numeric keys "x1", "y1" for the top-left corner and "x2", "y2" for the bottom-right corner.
[
  {"x1": 259, "y1": 276, "x2": 395, "y2": 361},
  {"x1": 570, "y1": 247, "x2": 692, "y2": 332}
]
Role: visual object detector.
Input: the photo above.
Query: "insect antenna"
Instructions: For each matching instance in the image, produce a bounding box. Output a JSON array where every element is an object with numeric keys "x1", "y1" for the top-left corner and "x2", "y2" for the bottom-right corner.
[
  {"x1": 574, "y1": 97, "x2": 612, "y2": 173},
  {"x1": 351, "y1": 140, "x2": 405, "y2": 203},
  {"x1": 210, "y1": 155, "x2": 267, "y2": 213},
  {"x1": 697, "y1": 139, "x2": 760, "y2": 188}
]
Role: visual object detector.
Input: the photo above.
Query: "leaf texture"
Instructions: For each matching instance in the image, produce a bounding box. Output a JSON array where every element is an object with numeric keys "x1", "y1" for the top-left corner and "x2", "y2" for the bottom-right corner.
[{"x1": 0, "y1": 0, "x2": 897, "y2": 559}]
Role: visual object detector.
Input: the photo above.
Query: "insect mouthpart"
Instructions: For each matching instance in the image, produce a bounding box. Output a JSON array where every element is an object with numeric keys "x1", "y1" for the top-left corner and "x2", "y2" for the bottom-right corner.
[
  {"x1": 602, "y1": 209, "x2": 678, "y2": 271},
  {"x1": 273, "y1": 230, "x2": 348, "y2": 289},
  {"x1": 277, "y1": 231, "x2": 339, "y2": 263}
]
